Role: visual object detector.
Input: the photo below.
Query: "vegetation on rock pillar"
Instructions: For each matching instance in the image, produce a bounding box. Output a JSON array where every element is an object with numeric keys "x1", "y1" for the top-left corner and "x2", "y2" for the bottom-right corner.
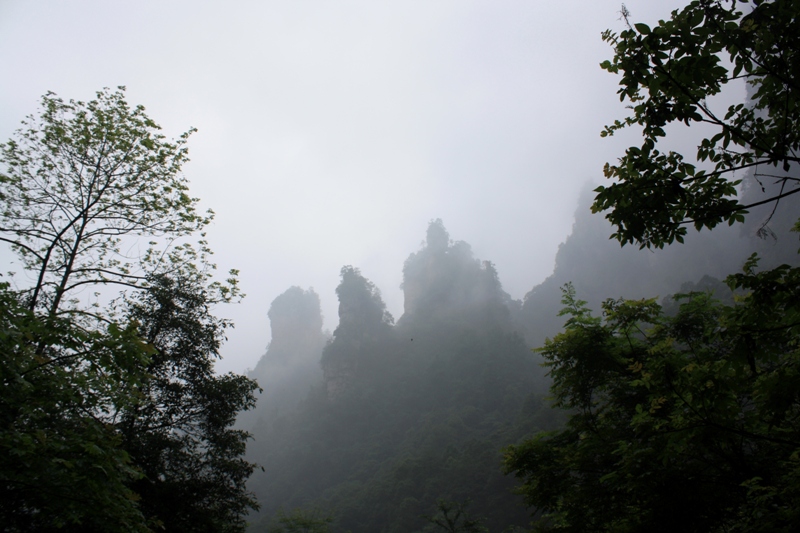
[{"x1": 321, "y1": 266, "x2": 394, "y2": 400}]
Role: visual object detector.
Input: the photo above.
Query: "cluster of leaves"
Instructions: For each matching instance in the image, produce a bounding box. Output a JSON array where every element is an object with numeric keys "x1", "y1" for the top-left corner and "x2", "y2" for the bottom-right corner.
[
  {"x1": 594, "y1": 0, "x2": 800, "y2": 248},
  {"x1": 0, "y1": 87, "x2": 216, "y2": 315},
  {"x1": 505, "y1": 271, "x2": 800, "y2": 532}
]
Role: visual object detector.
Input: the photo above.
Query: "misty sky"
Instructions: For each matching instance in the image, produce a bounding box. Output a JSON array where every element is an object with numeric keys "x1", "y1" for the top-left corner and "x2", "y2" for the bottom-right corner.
[{"x1": 0, "y1": 1, "x2": 690, "y2": 373}]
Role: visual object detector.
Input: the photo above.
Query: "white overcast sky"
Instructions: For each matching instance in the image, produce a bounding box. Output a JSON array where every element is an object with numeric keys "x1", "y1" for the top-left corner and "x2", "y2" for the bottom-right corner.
[{"x1": 0, "y1": 1, "x2": 690, "y2": 373}]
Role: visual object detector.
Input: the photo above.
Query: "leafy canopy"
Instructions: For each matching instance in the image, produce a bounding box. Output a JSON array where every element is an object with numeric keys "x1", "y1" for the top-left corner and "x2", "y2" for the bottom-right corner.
[
  {"x1": 0, "y1": 282, "x2": 151, "y2": 531},
  {"x1": 503, "y1": 2, "x2": 800, "y2": 531},
  {"x1": 0, "y1": 89, "x2": 255, "y2": 532},
  {"x1": 120, "y1": 274, "x2": 259, "y2": 532},
  {"x1": 594, "y1": 0, "x2": 800, "y2": 248},
  {"x1": 505, "y1": 276, "x2": 800, "y2": 532},
  {"x1": 0, "y1": 87, "x2": 231, "y2": 315}
]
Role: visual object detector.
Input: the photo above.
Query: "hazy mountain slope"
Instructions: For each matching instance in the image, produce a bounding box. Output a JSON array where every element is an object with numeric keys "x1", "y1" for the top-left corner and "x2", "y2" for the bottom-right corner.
[
  {"x1": 241, "y1": 170, "x2": 800, "y2": 530},
  {"x1": 238, "y1": 287, "x2": 329, "y2": 431},
  {"x1": 520, "y1": 175, "x2": 800, "y2": 348},
  {"x1": 245, "y1": 222, "x2": 554, "y2": 532}
]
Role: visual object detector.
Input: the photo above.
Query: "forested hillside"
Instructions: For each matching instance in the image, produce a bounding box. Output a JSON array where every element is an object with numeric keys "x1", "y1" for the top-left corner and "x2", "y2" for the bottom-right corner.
[
  {"x1": 242, "y1": 166, "x2": 800, "y2": 530},
  {"x1": 244, "y1": 221, "x2": 556, "y2": 532}
]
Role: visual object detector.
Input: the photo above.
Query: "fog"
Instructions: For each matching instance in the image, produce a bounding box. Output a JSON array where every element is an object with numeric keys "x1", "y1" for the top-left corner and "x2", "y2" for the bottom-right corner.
[{"x1": 0, "y1": 0, "x2": 690, "y2": 374}]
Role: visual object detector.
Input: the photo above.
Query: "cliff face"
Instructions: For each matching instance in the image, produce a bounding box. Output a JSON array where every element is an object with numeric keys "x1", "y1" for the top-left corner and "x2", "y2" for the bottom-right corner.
[
  {"x1": 320, "y1": 221, "x2": 530, "y2": 401},
  {"x1": 321, "y1": 266, "x2": 394, "y2": 400},
  {"x1": 252, "y1": 286, "x2": 327, "y2": 372},
  {"x1": 243, "y1": 287, "x2": 328, "y2": 429}
]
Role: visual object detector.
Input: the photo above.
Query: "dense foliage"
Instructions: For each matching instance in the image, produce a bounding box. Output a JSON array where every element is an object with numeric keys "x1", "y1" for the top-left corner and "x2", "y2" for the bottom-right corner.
[
  {"x1": 0, "y1": 89, "x2": 257, "y2": 531},
  {"x1": 120, "y1": 275, "x2": 259, "y2": 532},
  {"x1": 594, "y1": 0, "x2": 800, "y2": 248},
  {"x1": 506, "y1": 274, "x2": 800, "y2": 532},
  {"x1": 505, "y1": 1, "x2": 800, "y2": 531},
  {"x1": 0, "y1": 282, "x2": 150, "y2": 531}
]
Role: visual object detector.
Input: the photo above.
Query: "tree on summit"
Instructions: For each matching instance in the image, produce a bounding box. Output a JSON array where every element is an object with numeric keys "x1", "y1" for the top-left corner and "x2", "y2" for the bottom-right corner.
[{"x1": 334, "y1": 265, "x2": 394, "y2": 332}]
